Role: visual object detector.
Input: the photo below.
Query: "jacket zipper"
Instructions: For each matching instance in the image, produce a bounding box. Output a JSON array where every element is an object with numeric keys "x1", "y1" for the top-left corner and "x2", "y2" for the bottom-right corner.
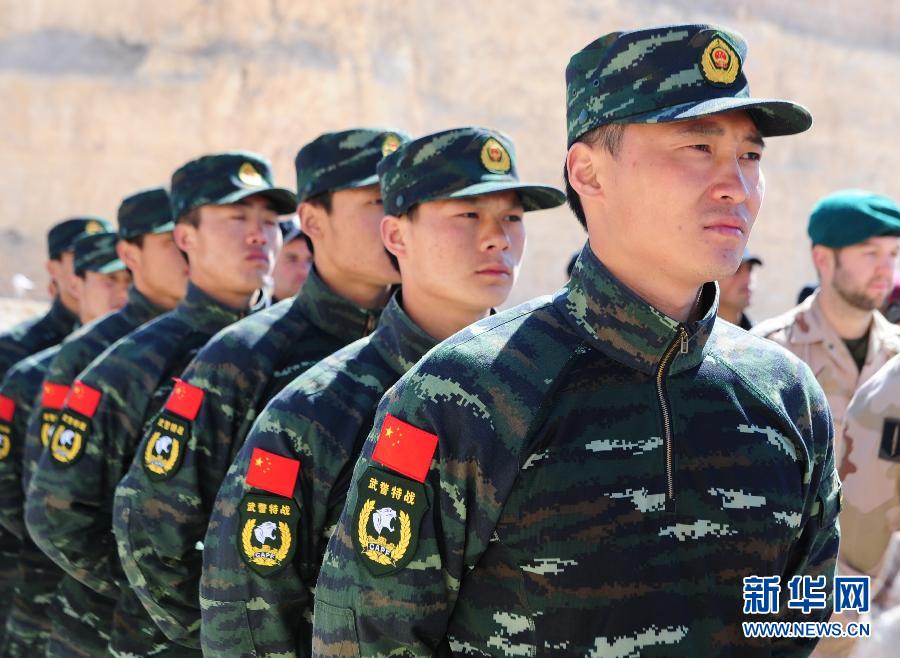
[{"x1": 656, "y1": 326, "x2": 689, "y2": 503}]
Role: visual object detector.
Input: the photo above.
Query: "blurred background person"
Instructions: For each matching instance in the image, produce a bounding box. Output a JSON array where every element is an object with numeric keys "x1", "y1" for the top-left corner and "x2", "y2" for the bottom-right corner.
[{"x1": 716, "y1": 249, "x2": 762, "y2": 329}]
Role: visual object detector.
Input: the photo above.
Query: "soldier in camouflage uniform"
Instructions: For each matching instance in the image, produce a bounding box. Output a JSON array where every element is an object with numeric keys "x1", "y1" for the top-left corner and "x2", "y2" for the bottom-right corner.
[
  {"x1": 112, "y1": 129, "x2": 407, "y2": 652},
  {"x1": 198, "y1": 126, "x2": 565, "y2": 657},
  {"x1": 0, "y1": 229, "x2": 131, "y2": 657},
  {"x1": 272, "y1": 218, "x2": 313, "y2": 302},
  {"x1": 0, "y1": 216, "x2": 109, "y2": 647},
  {"x1": 13, "y1": 188, "x2": 185, "y2": 658},
  {"x1": 312, "y1": 24, "x2": 840, "y2": 657},
  {"x1": 812, "y1": 350, "x2": 900, "y2": 658},
  {"x1": 753, "y1": 191, "x2": 900, "y2": 453},
  {"x1": 25, "y1": 152, "x2": 295, "y2": 658}
]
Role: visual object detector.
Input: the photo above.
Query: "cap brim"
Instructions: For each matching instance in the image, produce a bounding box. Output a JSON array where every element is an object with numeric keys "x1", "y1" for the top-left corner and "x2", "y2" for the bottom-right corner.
[
  {"x1": 91, "y1": 258, "x2": 127, "y2": 274},
  {"x1": 444, "y1": 181, "x2": 567, "y2": 212},
  {"x1": 623, "y1": 97, "x2": 812, "y2": 137},
  {"x1": 220, "y1": 187, "x2": 298, "y2": 215},
  {"x1": 744, "y1": 256, "x2": 763, "y2": 266}
]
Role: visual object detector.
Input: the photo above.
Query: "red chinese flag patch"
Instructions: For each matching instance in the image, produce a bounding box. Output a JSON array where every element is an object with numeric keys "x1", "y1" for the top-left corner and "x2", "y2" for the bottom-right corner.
[
  {"x1": 164, "y1": 379, "x2": 205, "y2": 420},
  {"x1": 245, "y1": 448, "x2": 300, "y2": 497},
  {"x1": 371, "y1": 413, "x2": 439, "y2": 483},
  {"x1": 67, "y1": 380, "x2": 102, "y2": 418},
  {"x1": 41, "y1": 383, "x2": 70, "y2": 410},
  {"x1": 0, "y1": 395, "x2": 15, "y2": 422}
]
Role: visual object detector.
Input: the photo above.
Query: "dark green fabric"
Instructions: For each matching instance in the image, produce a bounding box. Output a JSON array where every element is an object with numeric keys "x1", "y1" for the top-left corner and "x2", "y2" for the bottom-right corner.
[{"x1": 807, "y1": 189, "x2": 900, "y2": 247}]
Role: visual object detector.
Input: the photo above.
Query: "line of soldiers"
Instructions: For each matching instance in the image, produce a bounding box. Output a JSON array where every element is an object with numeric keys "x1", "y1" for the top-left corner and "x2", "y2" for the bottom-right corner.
[{"x1": 0, "y1": 20, "x2": 896, "y2": 658}]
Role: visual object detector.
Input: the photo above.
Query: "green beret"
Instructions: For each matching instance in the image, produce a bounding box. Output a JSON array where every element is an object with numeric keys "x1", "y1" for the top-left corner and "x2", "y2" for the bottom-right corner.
[
  {"x1": 566, "y1": 24, "x2": 812, "y2": 146},
  {"x1": 47, "y1": 217, "x2": 113, "y2": 259},
  {"x1": 378, "y1": 127, "x2": 566, "y2": 216},
  {"x1": 295, "y1": 129, "x2": 411, "y2": 203},
  {"x1": 170, "y1": 151, "x2": 297, "y2": 221},
  {"x1": 118, "y1": 187, "x2": 175, "y2": 240},
  {"x1": 808, "y1": 190, "x2": 900, "y2": 248},
  {"x1": 73, "y1": 232, "x2": 126, "y2": 276}
]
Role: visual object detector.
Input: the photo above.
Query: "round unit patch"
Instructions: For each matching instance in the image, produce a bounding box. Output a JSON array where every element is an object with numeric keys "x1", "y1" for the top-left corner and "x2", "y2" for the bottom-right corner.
[
  {"x1": 142, "y1": 413, "x2": 188, "y2": 481},
  {"x1": 480, "y1": 137, "x2": 511, "y2": 174},
  {"x1": 700, "y1": 36, "x2": 741, "y2": 86},
  {"x1": 381, "y1": 133, "x2": 403, "y2": 157},
  {"x1": 238, "y1": 162, "x2": 264, "y2": 187},
  {"x1": 0, "y1": 423, "x2": 11, "y2": 461}
]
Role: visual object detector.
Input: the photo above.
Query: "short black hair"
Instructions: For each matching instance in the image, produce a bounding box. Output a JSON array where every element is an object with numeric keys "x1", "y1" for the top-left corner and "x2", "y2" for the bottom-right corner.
[
  {"x1": 564, "y1": 123, "x2": 626, "y2": 228},
  {"x1": 177, "y1": 207, "x2": 202, "y2": 227},
  {"x1": 124, "y1": 234, "x2": 145, "y2": 248},
  {"x1": 305, "y1": 190, "x2": 333, "y2": 214}
]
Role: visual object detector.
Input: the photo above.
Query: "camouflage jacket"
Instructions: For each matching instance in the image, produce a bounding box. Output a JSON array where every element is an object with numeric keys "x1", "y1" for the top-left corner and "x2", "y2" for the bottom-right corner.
[
  {"x1": 752, "y1": 292, "x2": 900, "y2": 453},
  {"x1": 24, "y1": 282, "x2": 247, "y2": 656},
  {"x1": 0, "y1": 345, "x2": 60, "y2": 537},
  {"x1": 0, "y1": 288, "x2": 164, "y2": 656},
  {"x1": 112, "y1": 268, "x2": 381, "y2": 649},
  {"x1": 199, "y1": 294, "x2": 437, "y2": 657},
  {"x1": 0, "y1": 297, "x2": 78, "y2": 377},
  {"x1": 313, "y1": 245, "x2": 841, "y2": 658}
]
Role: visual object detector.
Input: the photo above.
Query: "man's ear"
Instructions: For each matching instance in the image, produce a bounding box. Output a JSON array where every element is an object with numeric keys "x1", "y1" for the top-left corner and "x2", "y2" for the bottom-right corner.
[
  {"x1": 381, "y1": 215, "x2": 407, "y2": 261},
  {"x1": 117, "y1": 240, "x2": 141, "y2": 272},
  {"x1": 173, "y1": 223, "x2": 194, "y2": 254},
  {"x1": 46, "y1": 258, "x2": 61, "y2": 282},
  {"x1": 811, "y1": 245, "x2": 834, "y2": 282},
  {"x1": 299, "y1": 202, "x2": 326, "y2": 243},
  {"x1": 566, "y1": 142, "x2": 605, "y2": 201}
]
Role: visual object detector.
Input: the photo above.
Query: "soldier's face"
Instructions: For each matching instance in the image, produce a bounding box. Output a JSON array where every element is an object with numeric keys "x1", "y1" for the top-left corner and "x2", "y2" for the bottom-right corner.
[
  {"x1": 589, "y1": 111, "x2": 765, "y2": 288},
  {"x1": 137, "y1": 232, "x2": 189, "y2": 308},
  {"x1": 188, "y1": 195, "x2": 282, "y2": 298},
  {"x1": 79, "y1": 270, "x2": 131, "y2": 323},
  {"x1": 313, "y1": 185, "x2": 400, "y2": 287},
  {"x1": 47, "y1": 251, "x2": 82, "y2": 310},
  {"x1": 271, "y1": 237, "x2": 313, "y2": 300},
  {"x1": 391, "y1": 191, "x2": 526, "y2": 312},
  {"x1": 826, "y1": 237, "x2": 899, "y2": 311}
]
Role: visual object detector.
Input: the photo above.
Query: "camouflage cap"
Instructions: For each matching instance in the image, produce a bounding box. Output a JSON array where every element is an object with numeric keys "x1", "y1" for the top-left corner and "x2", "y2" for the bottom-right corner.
[
  {"x1": 73, "y1": 231, "x2": 126, "y2": 276},
  {"x1": 118, "y1": 187, "x2": 175, "y2": 240},
  {"x1": 808, "y1": 190, "x2": 900, "y2": 248},
  {"x1": 47, "y1": 216, "x2": 113, "y2": 259},
  {"x1": 378, "y1": 127, "x2": 566, "y2": 216},
  {"x1": 566, "y1": 24, "x2": 812, "y2": 146},
  {"x1": 295, "y1": 129, "x2": 411, "y2": 203},
  {"x1": 278, "y1": 216, "x2": 300, "y2": 239},
  {"x1": 170, "y1": 151, "x2": 297, "y2": 221}
]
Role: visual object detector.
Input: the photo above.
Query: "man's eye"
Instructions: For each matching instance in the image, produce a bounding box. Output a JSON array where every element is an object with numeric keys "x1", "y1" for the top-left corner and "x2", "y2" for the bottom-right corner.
[
  {"x1": 742, "y1": 152, "x2": 762, "y2": 161},
  {"x1": 506, "y1": 214, "x2": 524, "y2": 223},
  {"x1": 690, "y1": 144, "x2": 712, "y2": 152}
]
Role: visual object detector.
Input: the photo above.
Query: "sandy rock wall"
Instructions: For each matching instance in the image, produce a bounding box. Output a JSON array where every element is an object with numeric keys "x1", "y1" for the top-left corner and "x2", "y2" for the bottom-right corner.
[{"x1": 1, "y1": 0, "x2": 898, "y2": 322}]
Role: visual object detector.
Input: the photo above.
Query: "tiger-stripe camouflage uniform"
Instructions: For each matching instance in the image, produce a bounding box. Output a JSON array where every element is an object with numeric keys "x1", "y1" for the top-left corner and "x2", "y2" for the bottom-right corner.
[
  {"x1": 0, "y1": 229, "x2": 130, "y2": 657},
  {"x1": 0, "y1": 216, "x2": 109, "y2": 650},
  {"x1": 199, "y1": 125, "x2": 565, "y2": 657},
  {"x1": 18, "y1": 186, "x2": 177, "y2": 658},
  {"x1": 112, "y1": 129, "x2": 405, "y2": 651},
  {"x1": 312, "y1": 25, "x2": 840, "y2": 657},
  {"x1": 26, "y1": 152, "x2": 296, "y2": 657}
]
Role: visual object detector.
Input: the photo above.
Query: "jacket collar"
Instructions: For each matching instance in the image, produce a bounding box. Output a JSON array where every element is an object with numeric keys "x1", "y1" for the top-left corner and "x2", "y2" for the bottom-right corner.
[
  {"x1": 370, "y1": 293, "x2": 439, "y2": 376},
  {"x1": 121, "y1": 287, "x2": 167, "y2": 327},
  {"x1": 555, "y1": 243, "x2": 717, "y2": 375},
  {"x1": 172, "y1": 282, "x2": 251, "y2": 334},
  {"x1": 47, "y1": 296, "x2": 79, "y2": 332},
  {"x1": 294, "y1": 267, "x2": 382, "y2": 342}
]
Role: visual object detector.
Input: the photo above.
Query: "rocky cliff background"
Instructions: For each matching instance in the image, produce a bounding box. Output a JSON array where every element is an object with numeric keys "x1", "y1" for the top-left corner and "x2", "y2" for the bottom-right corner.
[{"x1": 1, "y1": 0, "x2": 898, "y2": 325}]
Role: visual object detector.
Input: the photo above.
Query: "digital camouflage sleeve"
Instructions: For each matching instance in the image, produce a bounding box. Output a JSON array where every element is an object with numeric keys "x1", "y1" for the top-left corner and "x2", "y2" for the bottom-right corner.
[
  {"x1": 312, "y1": 248, "x2": 840, "y2": 658},
  {"x1": 199, "y1": 295, "x2": 436, "y2": 657},
  {"x1": 112, "y1": 269, "x2": 380, "y2": 648}
]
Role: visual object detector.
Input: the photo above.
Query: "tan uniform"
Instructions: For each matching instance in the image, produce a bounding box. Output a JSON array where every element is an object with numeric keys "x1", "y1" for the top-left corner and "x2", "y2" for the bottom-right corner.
[
  {"x1": 756, "y1": 295, "x2": 900, "y2": 657},
  {"x1": 752, "y1": 291, "x2": 900, "y2": 454}
]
